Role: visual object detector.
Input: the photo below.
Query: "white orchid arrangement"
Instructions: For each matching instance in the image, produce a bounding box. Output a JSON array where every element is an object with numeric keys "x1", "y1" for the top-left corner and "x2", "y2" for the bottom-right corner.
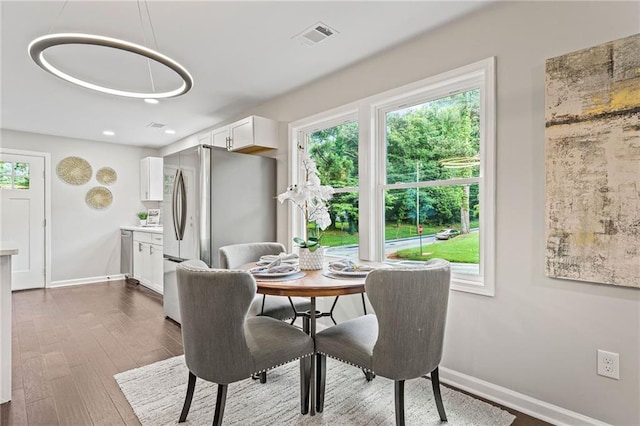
[{"x1": 277, "y1": 151, "x2": 334, "y2": 252}]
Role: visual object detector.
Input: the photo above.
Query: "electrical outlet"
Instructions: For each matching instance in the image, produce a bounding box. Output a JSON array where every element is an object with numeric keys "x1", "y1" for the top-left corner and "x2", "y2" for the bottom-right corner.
[{"x1": 597, "y1": 349, "x2": 620, "y2": 379}]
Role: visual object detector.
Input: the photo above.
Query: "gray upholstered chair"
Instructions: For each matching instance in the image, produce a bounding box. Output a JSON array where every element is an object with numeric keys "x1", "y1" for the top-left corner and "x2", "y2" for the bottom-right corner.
[
  {"x1": 176, "y1": 259, "x2": 314, "y2": 425},
  {"x1": 315, "y1": 259, "x2": 451, "y2": 425},
  {"x1": 219, "y1": 242, "x2": 312, "y2": 321}
]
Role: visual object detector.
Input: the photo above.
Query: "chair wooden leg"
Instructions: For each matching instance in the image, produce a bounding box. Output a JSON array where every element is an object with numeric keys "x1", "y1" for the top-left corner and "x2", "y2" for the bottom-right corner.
[
  {"x1": 395, "y1": 380, "x2": 405, "y2": 426},
  {"x1": 315, "y1": 354, "x2": 326, "y2": 412},
  {"x1": 300, "y1": 356, "x2": 311, "y2": 414},
  {"x1": 260, "y1": 371, "x2": 267, "y2": 383},
  {"x1": 361, "y1": 293, "x2": 367, "y2": 315},
  {"x1": 430, "y1": 367, "x2": 447, "y2": 422},
  {"x1": 178, "y1": 372, "x2": 196, "y2": 423},
  {"x1": 212, "y1": 384, "x2": 228, "y2": 426}
]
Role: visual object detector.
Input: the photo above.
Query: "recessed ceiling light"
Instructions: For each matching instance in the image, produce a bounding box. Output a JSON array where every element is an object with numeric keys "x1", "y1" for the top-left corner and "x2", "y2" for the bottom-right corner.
[
  {"x1": 103, "y1": 130, "x2": 115, "y2": 136},
  {"x1": 165, "y1": 129, "x2": 176, "y2": 135},
  {"x1": 144, "y1": 99, "x2": 159, "y2": 104}
]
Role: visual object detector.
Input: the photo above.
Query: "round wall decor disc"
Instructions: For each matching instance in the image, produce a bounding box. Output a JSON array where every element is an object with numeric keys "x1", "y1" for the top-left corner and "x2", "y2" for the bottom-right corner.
[
  {"x1": 86, "y1": 186, "x2": 113, "y2": 209},
  {"x1": 96, "y1": 167, "x2": 117, "y2": 185},
  {"x1": 57, "y1": 156, "x2": 92, "y2": 185}
]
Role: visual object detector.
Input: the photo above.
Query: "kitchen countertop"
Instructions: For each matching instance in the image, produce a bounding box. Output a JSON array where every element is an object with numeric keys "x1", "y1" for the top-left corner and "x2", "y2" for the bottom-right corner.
[
  {"x1": 0, "y1": 248, "x2": 19, "y2": 256},
  {"x1": 121, "y1": 226, "x2": 163, "y2": 234}
]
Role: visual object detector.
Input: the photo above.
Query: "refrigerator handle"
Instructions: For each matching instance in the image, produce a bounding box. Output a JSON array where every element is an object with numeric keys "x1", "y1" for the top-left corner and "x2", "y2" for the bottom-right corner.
[
  {"x1": 171, "y1": 169, "x2": 181, "y2": 240},
  {"x1": 177, "y1": 169, "x2": 187, "y2": 240}
]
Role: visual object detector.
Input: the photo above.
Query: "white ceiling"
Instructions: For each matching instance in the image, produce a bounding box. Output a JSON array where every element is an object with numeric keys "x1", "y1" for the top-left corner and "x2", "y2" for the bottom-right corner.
[{"x1": 1, "y1": 1, "x2": 492, "y2": 148}]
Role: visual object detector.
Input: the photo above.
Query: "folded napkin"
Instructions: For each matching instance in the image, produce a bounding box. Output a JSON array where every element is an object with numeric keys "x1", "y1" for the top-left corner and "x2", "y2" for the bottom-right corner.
[
  {"x1": 258, "y1": 252, "x2": 299, "y2": 265},
  {"x1": 250, "y1": 263, "x2": 299, "y2": 275},
  {"x1": 328, "y1": 260, "x2": 375, "y2": 273}
]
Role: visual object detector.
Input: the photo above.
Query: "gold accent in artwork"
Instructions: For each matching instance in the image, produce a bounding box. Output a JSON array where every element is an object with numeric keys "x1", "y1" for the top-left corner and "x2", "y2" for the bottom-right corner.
[
  {"x1": 545, "y1": 33, "x2": 640, "y2": 288},
  {"x1": 86, "y1": 186, "x2": 113, "y2": 209},
  {"x1": 56, "y1": 156, "x2": 92, "y2": 185},
  {"x1": 96, "y1": 167, "x2": 117, "y2": 185}
]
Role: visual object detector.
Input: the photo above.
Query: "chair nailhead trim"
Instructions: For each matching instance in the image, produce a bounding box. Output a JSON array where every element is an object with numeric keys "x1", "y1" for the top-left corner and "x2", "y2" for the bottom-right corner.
[
  {"x1": 250, "y1": 352, "x2": 314, "y2": 376},
  {"x1": 317, "y1": 351, "x2": 375, "y2": 374}
]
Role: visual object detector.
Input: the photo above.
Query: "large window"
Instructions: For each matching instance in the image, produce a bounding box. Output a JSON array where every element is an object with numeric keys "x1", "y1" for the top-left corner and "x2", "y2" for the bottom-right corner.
[
  {"x1": 379, "y1": 89, "x2": 484, "y2": 282},
  {"x1": 289, "y1": 58, "x2": 495, "y2": 295},
  {"x1": 296, "y1": 114, "x2": 360, "y2": 258}
]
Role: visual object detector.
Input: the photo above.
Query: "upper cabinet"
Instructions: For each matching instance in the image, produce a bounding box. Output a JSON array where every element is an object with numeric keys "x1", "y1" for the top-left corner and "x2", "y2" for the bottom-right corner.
[
  {"x1": 198, "y1": 129, "x2": 227, "y2": 150},
  {"x1": 208, "y1": 116, "x2": 279, "y2": 153},
  {"x1": 140, "y1": 157, "x2": 163, "y2": 201},
  {"x1": 212, "y1": 126, "x2": 231, "y2": 149}
]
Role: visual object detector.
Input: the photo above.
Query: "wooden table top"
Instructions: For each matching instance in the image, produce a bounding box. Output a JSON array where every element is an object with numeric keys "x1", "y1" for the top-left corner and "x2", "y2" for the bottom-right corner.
[{"x1": 241, "y1": 259, "x2": 388, "y2": 298}]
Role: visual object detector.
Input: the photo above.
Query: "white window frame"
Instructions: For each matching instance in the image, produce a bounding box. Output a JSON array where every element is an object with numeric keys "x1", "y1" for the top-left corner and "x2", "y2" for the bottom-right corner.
[{"x1": 288, "y1": 57, "x2": 495, "y2": 296}]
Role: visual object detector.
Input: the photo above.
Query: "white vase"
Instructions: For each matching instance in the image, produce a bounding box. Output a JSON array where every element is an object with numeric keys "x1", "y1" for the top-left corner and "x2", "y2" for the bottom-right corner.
[
  {"x1": 139, "y1": 219, "x2": 147, "y2": 226},
  {"x1": 299, "y1": 246, "x2": 324, "y2": 270}
]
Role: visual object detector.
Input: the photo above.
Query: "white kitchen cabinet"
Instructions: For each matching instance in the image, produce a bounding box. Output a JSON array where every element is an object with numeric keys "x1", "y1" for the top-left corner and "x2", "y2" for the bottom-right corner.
[
  {"x1": 212, "y1": 115, "x2": 278, "y2": 153},
  {"x1": 133, "y1": 231, "x2": 163, "y2": 294},
  {"x1": 140, "y1": 157, "x2": 163, "y2": 201},
  {"x1": 198, "y1": 130, "x2": 227, "y2": 150},
  {"x1": 211, "y1": 126, "x2": 230, "y2": 149}
]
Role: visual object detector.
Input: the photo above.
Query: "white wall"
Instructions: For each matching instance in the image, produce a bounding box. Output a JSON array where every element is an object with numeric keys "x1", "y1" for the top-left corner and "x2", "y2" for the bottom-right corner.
[
  {"x1": 0, "y1": 129, "x2": 160, "y2": 284},
  {"x1": 218, "y1": 2, "x2": 639, "y2": 424}
]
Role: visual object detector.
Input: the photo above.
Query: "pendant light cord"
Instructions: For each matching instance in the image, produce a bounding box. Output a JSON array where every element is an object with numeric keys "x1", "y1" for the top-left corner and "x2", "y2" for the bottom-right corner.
[
  {"x1": 48, "y1": 0, "x2": 69, "y2": 34},
  {"x1": 137, "y1": 0, "x2": 156, "y2": 93}
]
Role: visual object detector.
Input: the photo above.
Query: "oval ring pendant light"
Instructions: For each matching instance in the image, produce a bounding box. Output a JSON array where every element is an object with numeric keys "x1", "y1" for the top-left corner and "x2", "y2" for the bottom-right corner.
[{"x1": 28, "y1": 33, "x2": 193, "y2": 99}]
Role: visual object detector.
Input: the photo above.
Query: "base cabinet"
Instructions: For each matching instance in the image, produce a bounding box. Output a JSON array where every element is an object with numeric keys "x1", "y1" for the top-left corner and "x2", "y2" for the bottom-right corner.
[{"x1": 133, "y1": 231, "x2": 163, "y2": 294}]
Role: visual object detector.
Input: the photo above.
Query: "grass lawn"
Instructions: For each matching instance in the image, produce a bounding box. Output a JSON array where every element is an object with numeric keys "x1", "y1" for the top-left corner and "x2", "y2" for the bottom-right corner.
[
  {"x1": 322, "y1": 231, "x2": 359, "y2": 247},
  {"x1": 393, "y1": 232, "x2": 479, "y2": 264}
]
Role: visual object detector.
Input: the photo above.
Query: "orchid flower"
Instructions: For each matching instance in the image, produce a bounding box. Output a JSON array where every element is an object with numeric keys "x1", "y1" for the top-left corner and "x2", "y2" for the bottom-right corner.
[{"x1": 277, "y1": 151, "x2": 334, "y2": 251}]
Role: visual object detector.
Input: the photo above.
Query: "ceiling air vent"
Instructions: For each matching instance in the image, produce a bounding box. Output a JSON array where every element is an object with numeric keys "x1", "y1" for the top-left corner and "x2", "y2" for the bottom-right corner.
[
  {"x1": 294, "y1": 22, "x2": 338, "y2": 46},
  {"x1": 146, "y1": 122, "x2": 165, "y2": 128}
]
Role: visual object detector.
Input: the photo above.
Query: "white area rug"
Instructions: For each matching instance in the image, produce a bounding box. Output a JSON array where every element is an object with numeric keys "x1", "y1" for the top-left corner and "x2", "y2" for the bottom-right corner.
[{"x1": 115, "y1": 356, "x2": 515, "y2": 425}]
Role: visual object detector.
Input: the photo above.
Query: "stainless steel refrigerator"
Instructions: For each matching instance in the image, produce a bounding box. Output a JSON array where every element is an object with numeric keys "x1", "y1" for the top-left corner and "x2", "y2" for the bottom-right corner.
[{"x1": 163, "y1": 145, "x2": 276, "y2": 323}]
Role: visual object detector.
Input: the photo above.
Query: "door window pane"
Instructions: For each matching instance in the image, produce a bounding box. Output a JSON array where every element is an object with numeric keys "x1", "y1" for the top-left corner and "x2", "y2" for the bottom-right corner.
[
  {"x1": 0, "y1": 162, "x2": 12, "y2": 174},
  {"x1": 0, "y1": 175, "x2": 11, "y2": 188},
  {"x1": 14, "y1": 177, "x2": 30, "y2": 189},
  {"x1": 14, "y1": 162, "x2": 29, "y2": 176},
  {"x1": 386, "y1": 89, "x2": 480, "y2": 184}
]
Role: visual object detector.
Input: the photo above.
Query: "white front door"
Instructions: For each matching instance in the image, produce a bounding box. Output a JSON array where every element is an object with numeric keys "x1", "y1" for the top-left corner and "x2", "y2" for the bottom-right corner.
[{"x1": 0, "y1": 152, "x2": 46, "y2": 290}]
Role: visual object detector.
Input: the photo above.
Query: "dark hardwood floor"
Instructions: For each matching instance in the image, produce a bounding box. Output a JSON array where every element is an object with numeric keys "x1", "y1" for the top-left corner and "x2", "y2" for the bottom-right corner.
[{"x1": 1, "y1": 280, "x2": 549, "y2": 425}]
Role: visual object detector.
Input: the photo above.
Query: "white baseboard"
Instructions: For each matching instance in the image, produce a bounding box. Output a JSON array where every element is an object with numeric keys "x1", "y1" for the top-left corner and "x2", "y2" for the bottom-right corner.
[
  {"x1": 49, "y1": 274, "x2": 127, "y2": 288},
  {"x1": 439, "y1": 366, "x2": 610, "y2": 426}
]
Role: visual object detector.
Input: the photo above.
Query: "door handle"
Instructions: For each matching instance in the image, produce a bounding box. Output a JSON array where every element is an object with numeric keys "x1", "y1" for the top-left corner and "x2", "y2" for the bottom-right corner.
[
  {"x1": 171, "y1": 169, "x2": 180, "y2": 240},
  {"x1": 138, "y1": 242, "x2": 143, "y2": 252},
  {"x1": 177, "y1": 170, "x2": 187, "y2": 240}
]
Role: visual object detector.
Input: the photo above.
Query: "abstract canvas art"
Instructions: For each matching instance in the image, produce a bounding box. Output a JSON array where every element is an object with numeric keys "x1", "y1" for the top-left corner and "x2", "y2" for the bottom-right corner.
[{"x1": 545, "y1": 33, "x2": 640, "y2": 288}]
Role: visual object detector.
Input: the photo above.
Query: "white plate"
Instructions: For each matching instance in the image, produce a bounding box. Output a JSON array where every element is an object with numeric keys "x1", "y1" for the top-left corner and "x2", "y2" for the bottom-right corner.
[
  {"x1": 250, "y1": 268, "x2": 301, "y2": 278},
  {"x1": 330, "y1": 269, "x2": 372, "y2": 277}
]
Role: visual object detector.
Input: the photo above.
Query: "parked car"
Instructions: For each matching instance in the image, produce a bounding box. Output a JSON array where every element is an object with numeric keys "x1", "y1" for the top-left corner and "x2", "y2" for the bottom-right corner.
[{"x1": 435, "y1": 229, "x2": 460, "y2": 240}]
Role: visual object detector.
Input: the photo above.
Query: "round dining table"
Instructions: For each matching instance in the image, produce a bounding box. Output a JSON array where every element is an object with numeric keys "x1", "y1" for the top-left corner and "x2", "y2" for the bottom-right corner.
[{"x1": 241, "y1": 259, "x2": 387, "y2": 416}]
